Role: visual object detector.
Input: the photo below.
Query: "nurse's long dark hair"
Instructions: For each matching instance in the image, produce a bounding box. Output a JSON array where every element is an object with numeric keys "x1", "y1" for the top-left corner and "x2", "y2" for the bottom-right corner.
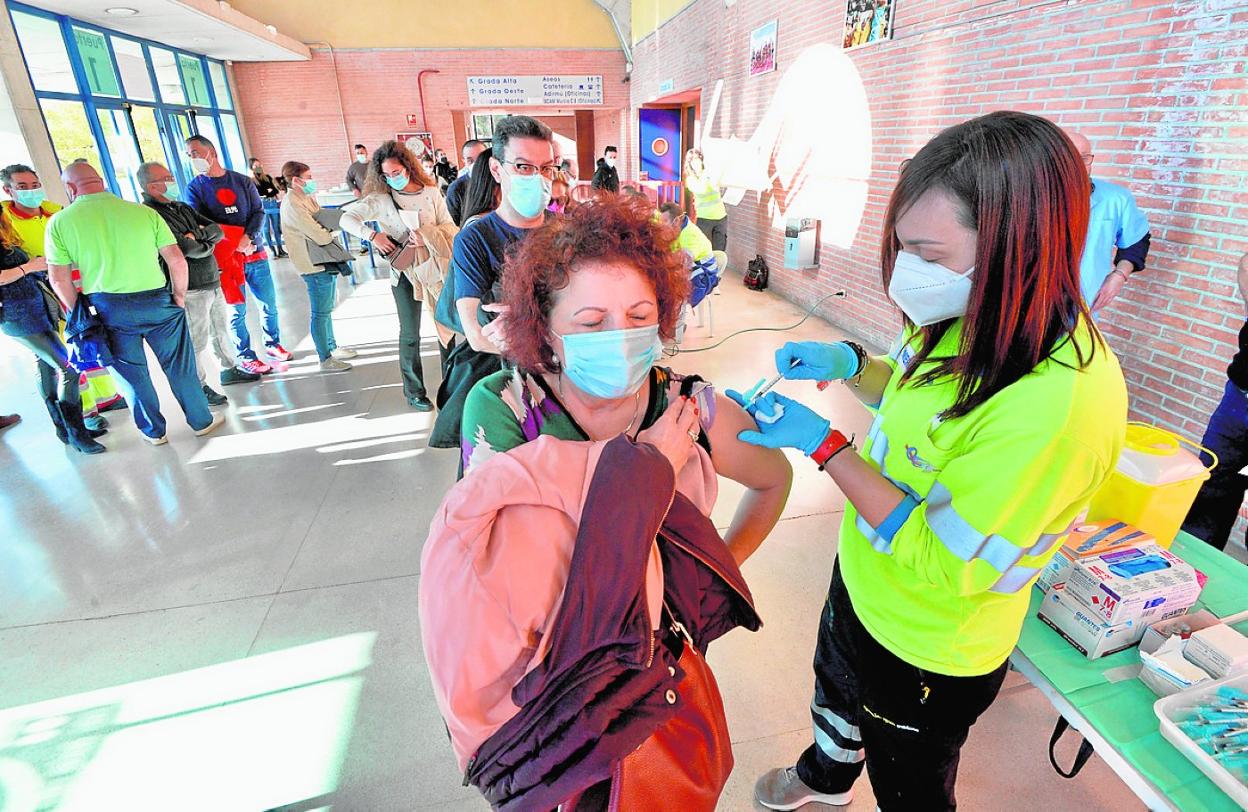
[{"x1": 881, "y1": 111, "x2": 1099, "y2": 420}]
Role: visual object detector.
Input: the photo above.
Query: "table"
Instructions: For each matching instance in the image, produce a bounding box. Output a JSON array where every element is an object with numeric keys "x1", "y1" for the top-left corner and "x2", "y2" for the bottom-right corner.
[{"x1": 1012, "y1": 533, "x2": 1248, "y2": 811}]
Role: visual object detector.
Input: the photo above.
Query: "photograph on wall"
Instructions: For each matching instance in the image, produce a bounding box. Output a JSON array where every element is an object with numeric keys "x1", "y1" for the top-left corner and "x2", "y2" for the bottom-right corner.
[
  {"x1": 843, "y1": 0, "x2": 895, "y2": 50},
  {"x1": 395, "y1": 132, "x2": 433, "y2": 156},
  {"x1": 749, "y1": 20, "x2": 778, "y2": 77}
]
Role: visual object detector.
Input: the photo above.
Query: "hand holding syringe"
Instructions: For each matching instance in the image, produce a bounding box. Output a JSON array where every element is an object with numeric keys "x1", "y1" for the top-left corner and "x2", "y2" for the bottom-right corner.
[{"x1": 742, "y1": 341, "x2": 865, "y2": 407}]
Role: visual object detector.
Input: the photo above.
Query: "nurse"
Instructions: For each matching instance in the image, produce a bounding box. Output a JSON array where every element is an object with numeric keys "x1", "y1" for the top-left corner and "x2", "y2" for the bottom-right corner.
[{"x1": 743, "y1": 111, "x2": 1128, "y2": 811}]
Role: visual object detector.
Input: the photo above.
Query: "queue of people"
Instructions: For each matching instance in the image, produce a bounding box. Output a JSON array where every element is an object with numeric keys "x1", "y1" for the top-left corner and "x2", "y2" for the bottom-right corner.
[{"x1": 0, "y1": 106, "x2": 1236, "y2": 811}]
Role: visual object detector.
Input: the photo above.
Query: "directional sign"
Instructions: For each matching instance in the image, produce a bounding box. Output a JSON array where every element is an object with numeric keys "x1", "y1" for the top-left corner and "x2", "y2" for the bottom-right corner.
[
  {"x1": 466, "y1": 76, "x2": 603, "y2": 107},
  {"x1": 178, "y1": 54, "x2": 211, "y2": 107},
  {"x1": 73, "y1": 28, "x2": 120, "y2": 96}
]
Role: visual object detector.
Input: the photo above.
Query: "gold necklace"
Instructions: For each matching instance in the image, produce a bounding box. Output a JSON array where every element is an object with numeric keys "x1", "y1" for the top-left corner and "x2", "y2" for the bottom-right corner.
[{"x1": 558, "y1": 373, "x2": 644, "y2": 438}]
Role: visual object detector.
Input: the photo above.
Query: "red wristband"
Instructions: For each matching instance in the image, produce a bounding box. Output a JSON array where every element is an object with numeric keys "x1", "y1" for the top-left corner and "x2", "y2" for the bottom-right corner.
[{"x1": 809, "y1": 429, "x2": 852, "y2": 468}]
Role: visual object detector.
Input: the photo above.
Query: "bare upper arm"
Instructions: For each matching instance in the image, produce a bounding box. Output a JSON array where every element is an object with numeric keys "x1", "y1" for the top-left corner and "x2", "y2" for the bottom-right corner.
[{"x1": 704, "y1": 389, "x2": 793, "y2": 491}]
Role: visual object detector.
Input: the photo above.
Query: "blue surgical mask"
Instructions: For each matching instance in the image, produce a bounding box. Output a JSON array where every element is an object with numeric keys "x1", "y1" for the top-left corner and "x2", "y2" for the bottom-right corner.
[
  {"x1": 385, "y1": 172, "x2": 408, "y2": 191},
  {"x1": 161, "y1": 181, "x2": 179, "y2": 199},
  {"x1": 301, "y1": 179, "x2": 318, "y2": 195},
  {"x1": 356, "y1": 154, "x2": 368, "y2": 164},
  {"x1": 557, "y1": 324, "x2": 662, "y2": 399},
  {"x1": 13, "y1": 188, "x2": 45, "y2": 208},
  {"x1": 507, "y1": 174, "x2": 550, "y2": 219}
]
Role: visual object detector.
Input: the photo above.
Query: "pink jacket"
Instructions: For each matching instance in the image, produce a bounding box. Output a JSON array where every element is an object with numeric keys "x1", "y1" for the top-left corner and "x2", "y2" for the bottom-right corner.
[{"x1": 419, "y1": 435, "x2": 719, "y2": 771}]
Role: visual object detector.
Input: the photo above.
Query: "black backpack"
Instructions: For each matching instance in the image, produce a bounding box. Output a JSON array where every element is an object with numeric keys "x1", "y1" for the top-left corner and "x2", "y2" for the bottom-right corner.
[{"x1": 744, "y1": 254, "x2": 769, "y2": 291}]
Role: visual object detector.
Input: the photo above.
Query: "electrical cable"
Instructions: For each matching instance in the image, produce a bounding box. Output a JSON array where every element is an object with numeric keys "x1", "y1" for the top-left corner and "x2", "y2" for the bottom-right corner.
[{"x1": 668, "y1": 289, "x2": 848, "y2": 355}]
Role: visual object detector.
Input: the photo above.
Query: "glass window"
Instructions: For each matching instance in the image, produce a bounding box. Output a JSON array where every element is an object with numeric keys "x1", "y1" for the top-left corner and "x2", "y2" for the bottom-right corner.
[
  {"x1": 12, "y1": 11, "x2": 77, "y2": 94},
  {"x1": 208, "y1": 62, "x2": 232, "y2": 110},
  {"x1": 472, "y1": 114, "x2": 494, "y2": 141},
  {"x1": 111, "y1": 38, "x2": 154, "y2": 101},
  {"x1": 40, "y1": 99, "x2": 102, "y2": 171},
  {"x1": 166, "y1": 111, "x2": 195, "y2": 181},
  {"x1": 218, "y1": 114, "x2": 248, "y2": 173},
  {"x1": 96, "y1": 108, "x2": 142, "y2": 201},
  {"x1": 70, "y1": 27, "x2": 121, "y2": 97},
  {"x1": 149, "y1": 47, "x2": 185, "y2": 105},
  {"x1": 129, "y1": 106, "x2": 166, "y2": 164},
  {"x1": 178, "y1": 54, "x2": 211, "y2": 107}
]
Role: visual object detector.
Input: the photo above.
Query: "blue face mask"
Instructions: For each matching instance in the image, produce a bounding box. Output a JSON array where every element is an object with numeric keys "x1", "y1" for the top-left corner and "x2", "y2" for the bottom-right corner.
[
  {"x1": 161, "y1": 181, "x2": 179, "y2": 199},
  {"x1": 301, "y1": 179, "x2": 318, "y2": 195},
  {"x1": 385, "y1": 172, "x2": 408, "y2": 191},
  {"x1": 557, "y1": 324, "x2": 662, "y2": 399},
  {"x1": 13, "y1": 188, "x2": 45, "y2": 208},
  {"x1": 507, "y1": 173, "x2": 550, "y2": 219}
]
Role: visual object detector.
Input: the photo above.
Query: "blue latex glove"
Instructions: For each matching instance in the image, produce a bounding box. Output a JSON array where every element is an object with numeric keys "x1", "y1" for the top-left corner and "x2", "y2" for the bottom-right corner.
[
  {"x1": 776, "y1": 341, "x2": 860, "y2": 381},
  {"x1": 726, "y1": 389, "x2": 831, "y2": 455}
]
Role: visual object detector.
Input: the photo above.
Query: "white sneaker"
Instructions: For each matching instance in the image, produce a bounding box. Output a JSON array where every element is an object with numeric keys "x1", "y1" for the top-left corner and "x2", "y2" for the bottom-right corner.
[
  {"x1": 144, "y1": 434, "x2": 168, "y2": 446},
  {"x1": 194, "y1": 412, "x2": 226, "y2": 437},
  {"x1": 320, "y1": 357, "x2": 353, "y2": 371},
  {"x1": 330, "y1": 347, "x2": 358, "y2": 360}
]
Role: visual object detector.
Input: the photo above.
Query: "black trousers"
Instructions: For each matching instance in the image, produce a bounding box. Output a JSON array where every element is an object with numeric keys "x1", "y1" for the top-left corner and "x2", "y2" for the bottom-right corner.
[
  {"x1": 392, "y1": 275, "x2": 427, "y2": 401},
  {"x1": 695, "y1": 216, "x2": 727, "y2": 252},
  {"x1": 10, "y1": 330, "x2": 79, "y2": 404},
  {"x1": 795, "y1": 562, "x2": 1007, "y2": 811}
]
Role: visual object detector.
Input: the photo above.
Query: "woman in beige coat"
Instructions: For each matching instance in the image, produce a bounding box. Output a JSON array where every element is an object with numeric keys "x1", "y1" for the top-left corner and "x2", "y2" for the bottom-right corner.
[
  {"x1": 340, "y1": 140, "x2": 457, "y2": 411},
  {"x1": 279, "y1": 160, "x2": 357, "y2": 371}
]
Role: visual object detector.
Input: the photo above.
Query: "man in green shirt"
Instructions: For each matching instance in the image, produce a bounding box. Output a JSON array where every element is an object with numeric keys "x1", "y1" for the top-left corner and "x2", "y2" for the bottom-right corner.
[{"x1": 46, "y1": 163, "x2": 223, "y2": 445}]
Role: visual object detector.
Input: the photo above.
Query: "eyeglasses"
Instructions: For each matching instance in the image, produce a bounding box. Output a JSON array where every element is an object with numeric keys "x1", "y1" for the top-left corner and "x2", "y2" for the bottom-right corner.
[{"x1": 502, "y1": 160, "x2": 560, "y2": 180}]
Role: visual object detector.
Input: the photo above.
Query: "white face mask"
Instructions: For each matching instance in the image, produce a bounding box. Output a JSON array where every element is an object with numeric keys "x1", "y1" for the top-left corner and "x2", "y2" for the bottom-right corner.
[
  {"x1": 605, "y1": 157, "x2": 616, "y2": 169},
  {"x1": 190, "y1": 157, "x2": 210, "y2": 175},
  {"x1": 888, "y1": 250, "x2": 975, "y2": 327}
]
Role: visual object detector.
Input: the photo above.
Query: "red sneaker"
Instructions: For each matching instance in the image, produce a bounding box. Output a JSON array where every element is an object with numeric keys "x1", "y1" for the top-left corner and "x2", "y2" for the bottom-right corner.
[
  {"x1": 239, "y1": 358, "x2": 273, "y2": 375},
  {"x1": 266, "y1": 344, "x2": 294, "y2": 362}
]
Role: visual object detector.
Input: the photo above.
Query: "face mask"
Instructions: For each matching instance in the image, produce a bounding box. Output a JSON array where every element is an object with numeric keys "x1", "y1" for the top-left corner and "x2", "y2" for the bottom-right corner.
[
  {"x1": 13, "y1": 188, "x2": 46, "y2": 208},
  {"x1": 190, "y1": 157, "x2": 210, "y2": 175},
  {"x1": 160, "y1": 181, "x2": 179, "y2": 199},
  {"x1": 888, "y1": 250, "x2": 975, "y2": 327},
  {"x1": 507, "y1": 173, "x2": 550, "y2": 219},
  {"x1": 385, "y1": 172, "x2": 409, "y2": 191},
  {"x1": 557, "y1": 324, "x2": 662, "y2": 399},
  {"x1": 356, "y1": 154, "x2": 368, "y2": 164},
  {"x1": 605, "y1": 157, "x2": 617, "y2": 169},
  {"x1": 300, "y1": 178, "x2": 318, "y2": 195}
]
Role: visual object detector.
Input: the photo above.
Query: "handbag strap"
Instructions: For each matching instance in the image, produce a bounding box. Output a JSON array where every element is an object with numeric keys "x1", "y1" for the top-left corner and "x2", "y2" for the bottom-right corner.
[{"x1": 1047, "y1": 715, "x2": 1095, "y2": 779}]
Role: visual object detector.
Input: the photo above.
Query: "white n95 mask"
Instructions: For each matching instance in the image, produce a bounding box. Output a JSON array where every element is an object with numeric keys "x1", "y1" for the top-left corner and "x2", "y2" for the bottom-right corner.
[{"x1": 888, "y1": 250, "x2": 974, "y2": 327}]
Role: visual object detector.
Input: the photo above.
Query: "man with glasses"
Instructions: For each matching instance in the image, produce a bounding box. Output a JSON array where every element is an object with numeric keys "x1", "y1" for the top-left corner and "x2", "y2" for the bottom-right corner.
[{"x1": 430, "y1": 116, "x2": 556, "y2": 461}]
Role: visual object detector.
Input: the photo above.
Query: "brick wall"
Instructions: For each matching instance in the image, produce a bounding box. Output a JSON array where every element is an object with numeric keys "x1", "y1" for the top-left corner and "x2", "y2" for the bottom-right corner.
[
  {"x1": 630, "y1": 0, "x2": 1248, "y2": 441},
  {"x1": 233, "y1": 48, "x2": 628, "y2": 185}
]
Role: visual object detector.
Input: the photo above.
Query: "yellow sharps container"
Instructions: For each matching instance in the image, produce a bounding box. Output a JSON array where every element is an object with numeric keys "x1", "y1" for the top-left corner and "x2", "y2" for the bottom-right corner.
[{"x1": 1085, "y1": 423, "x2": 1218, "y2": 548}]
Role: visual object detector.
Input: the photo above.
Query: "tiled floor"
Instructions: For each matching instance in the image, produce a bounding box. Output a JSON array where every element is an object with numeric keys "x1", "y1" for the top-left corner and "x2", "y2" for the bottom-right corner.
[{"x1": 0, "y1": 255, "x2": 1222, "y2": 810}]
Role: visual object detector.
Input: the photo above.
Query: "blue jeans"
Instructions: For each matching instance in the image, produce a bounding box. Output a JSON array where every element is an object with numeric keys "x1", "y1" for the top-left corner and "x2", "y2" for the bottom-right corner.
[
  {"x1": 1181, "y1": 380, "x2": 1248, "y2": 551},
  {"x1": 230, "y1": 257, "x2": 282, "y2": 360},
  {"x1": 302, "y1": 272, "x2": 339, "y2": 360},
  {"x1": 261, "y1": 199, "x2": 284, "y2": 253},
  {"x1": 91, "y1": 288, "x2": 213, "y2": 438}
]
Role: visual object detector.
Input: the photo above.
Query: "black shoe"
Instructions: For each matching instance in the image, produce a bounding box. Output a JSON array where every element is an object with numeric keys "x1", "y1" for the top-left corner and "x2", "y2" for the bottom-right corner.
[
  {"x1": 58, "y1": 401, "x2": 106, "y2": 454},
  {"x1": 220, "y1": 366, "x2": 261, "y2": 386},
  {"x1": 277, "y1": 250, "x2": 289, "y2": 258},
  {"x1": 407, "y1": 395, "x2": 434, "y2": 412},
  {"x1": 202, "y1": 385, "x2": 228, "y2": 406},
  {"x1": 99, "y1": 397, "x2": 128, "y2": 413},
  {"x1": 84, "y1": 413, "x2": 109, "y2": 431}
]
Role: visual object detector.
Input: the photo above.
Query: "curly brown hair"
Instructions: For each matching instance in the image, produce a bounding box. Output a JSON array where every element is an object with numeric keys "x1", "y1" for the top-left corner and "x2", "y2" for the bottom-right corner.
[
  {"x1": 363, "y1": 140, "x2": 437, "y2": 196},
  {"x1": 503, "y1": 196, "x2": 692, "y2": 372}
]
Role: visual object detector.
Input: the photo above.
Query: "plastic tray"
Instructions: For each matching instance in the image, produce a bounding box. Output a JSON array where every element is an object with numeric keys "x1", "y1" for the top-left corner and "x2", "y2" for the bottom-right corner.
[{"x1": 1154, "y1": 672, "x2": 1248, "y2": 810}]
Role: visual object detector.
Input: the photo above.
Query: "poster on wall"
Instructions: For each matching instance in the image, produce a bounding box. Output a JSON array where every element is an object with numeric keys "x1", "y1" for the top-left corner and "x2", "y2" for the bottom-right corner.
[
  {"x1": 749, "y1": 20, "x2": 778, "y2": 77},
  {"x1": 842, "y1": 0, "x2": 895, "y2": 50},
  {"x1": 395, "y1": 132, "x2": 433, "y2": 156}
]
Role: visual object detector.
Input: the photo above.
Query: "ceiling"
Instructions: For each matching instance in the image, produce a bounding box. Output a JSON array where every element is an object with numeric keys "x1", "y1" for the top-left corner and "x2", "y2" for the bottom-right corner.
[{"x1": 22, "y1": 0, "x2": 310, "y2": 61}]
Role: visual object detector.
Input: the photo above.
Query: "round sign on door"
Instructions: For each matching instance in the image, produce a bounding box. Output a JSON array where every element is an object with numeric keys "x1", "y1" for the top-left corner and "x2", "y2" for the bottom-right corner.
[{"x1": 651, "y1": 137, "x2": 670, "y2": 157}]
